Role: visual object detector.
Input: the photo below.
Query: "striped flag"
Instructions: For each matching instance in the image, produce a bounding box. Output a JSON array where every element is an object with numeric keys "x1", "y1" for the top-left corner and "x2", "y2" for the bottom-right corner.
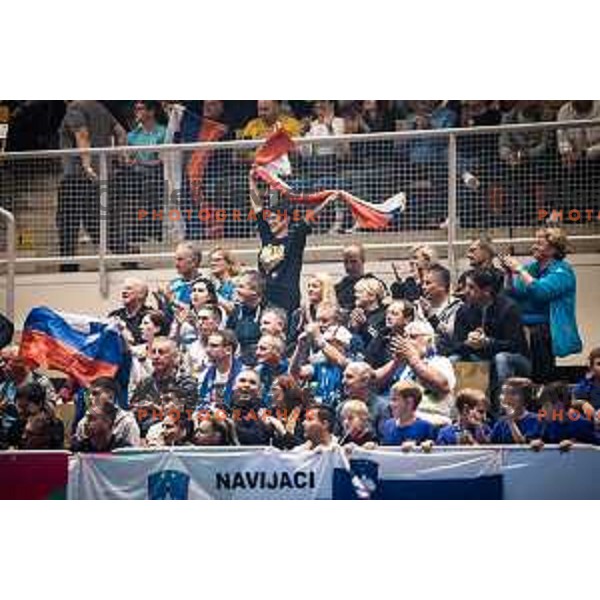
[
  {"x1": 19, "y1": 307, "x2": 131, "y2": 407},
  {"x1": 251, "y1": 127, "x2": 406, "y2": 229}
]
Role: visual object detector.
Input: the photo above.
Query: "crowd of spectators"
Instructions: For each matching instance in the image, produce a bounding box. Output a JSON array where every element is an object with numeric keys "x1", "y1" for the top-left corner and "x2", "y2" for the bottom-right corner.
[{"x1": 1, "y1": 215, "x2": 598, "y2": 452}]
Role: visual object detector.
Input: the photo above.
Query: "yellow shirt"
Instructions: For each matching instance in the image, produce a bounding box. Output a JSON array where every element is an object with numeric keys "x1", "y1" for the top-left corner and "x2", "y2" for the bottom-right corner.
[{"x1": 240, "y1": 115, "x2": 302, "y2": 140}]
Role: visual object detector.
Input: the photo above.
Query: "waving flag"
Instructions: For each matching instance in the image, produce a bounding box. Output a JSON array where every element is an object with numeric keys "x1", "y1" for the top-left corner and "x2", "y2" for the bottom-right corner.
[
  {"x1": 251, "y1": 127, "x2": 407, "y2": 229},
  {"x1": 19, "y1": 307, "x2": 131, "y2": 407}
]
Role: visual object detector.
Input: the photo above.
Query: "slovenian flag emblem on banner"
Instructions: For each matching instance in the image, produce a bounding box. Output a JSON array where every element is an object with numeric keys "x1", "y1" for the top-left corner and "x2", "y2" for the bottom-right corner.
[
  {"x1": 251, "y1": 127, "x2": 407, "y2": 229},
  {"x1": 19, "y1": 307, "x2": 131, "y2": 406}
]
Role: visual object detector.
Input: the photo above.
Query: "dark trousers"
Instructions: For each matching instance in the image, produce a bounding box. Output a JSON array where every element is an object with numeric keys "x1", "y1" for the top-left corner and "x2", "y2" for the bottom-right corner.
[{"x1": 57, "y1": 175, "x2": 101, "y2": 257}]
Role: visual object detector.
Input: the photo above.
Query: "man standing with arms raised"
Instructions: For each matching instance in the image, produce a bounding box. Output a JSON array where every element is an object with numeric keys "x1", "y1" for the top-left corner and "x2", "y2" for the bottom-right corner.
[{"x1": 249, "y1": 177, "x2": 337, "y2": 313}]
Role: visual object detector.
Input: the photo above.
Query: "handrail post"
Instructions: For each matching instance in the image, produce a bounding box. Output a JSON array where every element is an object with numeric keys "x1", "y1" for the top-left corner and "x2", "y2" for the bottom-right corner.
[
  {"x1": 99, "y1": 154, "x2": 109, "y2": 298},
  {"x1": 0, "y1": 207, "x2": 16, "y2": 321},
  {"x1": 447, "y1": 133, "x2": 458, "y2": 283}
]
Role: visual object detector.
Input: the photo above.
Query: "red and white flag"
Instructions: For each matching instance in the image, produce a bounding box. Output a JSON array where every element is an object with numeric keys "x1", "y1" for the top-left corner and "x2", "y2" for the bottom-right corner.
[{"x1": 251, "y1": 127, "x2": 406, "y2": 229}]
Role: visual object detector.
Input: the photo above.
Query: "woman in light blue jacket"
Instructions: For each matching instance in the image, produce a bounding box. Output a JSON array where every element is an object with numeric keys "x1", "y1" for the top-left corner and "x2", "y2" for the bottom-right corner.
[{"x1": 501, "y1": 227, "x2": 582, "y2": 382}]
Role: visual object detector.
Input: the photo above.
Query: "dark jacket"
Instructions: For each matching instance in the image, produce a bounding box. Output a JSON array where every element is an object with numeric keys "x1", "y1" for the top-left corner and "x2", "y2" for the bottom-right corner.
[
  {"x1": 352, "y1": 305, "x2": 386, "y2": 349},
  {"x1": 451, "y1": 294, "x2": 528, "y2": 359},
  {"x1": 107, "y1": 305, "x2": 153, "y2": 346},
  {"x1": 226, "y1": 303, "x2": 264, "y2": 366},
  {"x1": 130, "y1": 371, "x2": 199, "y2": 412},
  {"x1": 231, "y1": 399, "x2": 274, "y2": 446}
]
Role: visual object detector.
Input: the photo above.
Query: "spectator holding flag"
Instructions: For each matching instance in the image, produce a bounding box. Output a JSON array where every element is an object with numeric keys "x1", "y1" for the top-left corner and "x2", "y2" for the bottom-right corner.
[{"x1": 249, "y1": 175, "x2": 338, "y2": 313}]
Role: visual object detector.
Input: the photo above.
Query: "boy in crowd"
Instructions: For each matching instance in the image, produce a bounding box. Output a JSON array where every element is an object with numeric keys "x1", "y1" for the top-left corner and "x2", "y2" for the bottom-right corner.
[
  {"x1": 71, "y1": 402, "x2": 121, "y2": 452},
  {"x1": 381, "y1": 381, "x2": 436, "y2": 449},
  {"x1": 436, "y1": 388, "x2": 491, "y2": 445},
  {"x1": 536, "y1": 381, "x2": 597, "y2": 447},
  {"x1": 490, "y1": 377, "x2": 541, "y2": 444},
  {"x1": 339, "y1": 399, "x2": 378, "y2": 446},
  {"x1": 573, "y1": 347, "x2": 600, "y2": 411}
]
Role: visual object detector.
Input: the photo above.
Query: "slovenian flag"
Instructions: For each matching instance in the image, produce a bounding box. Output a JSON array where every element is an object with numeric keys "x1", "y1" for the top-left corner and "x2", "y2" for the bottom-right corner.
[
  {"x1": 19, "y1": 307, "x2": 131, "y2": 408},
  {"x1": 333, "y1": 448, "x2": 503, "y2": 500},
  {"x1": 251, "y1": 127, "x2": 407, "y2": 229}
]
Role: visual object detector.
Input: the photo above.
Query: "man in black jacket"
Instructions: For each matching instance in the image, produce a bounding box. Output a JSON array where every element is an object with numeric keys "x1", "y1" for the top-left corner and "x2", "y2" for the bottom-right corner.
[
  {"x1": 451, "y1": 268, "x2": 531, "y2": 413},
  {"x1": 230, "y1": 369, "x2": 275, "y2": 446}
]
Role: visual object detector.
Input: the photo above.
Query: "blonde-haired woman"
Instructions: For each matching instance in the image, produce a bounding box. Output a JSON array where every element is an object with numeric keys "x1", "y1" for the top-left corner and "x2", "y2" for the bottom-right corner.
[
  {"x1": 501, "y1": 226, "x2": 582, "y2": 381},
  {"x1": 208, "y1": 246, "x2": 240, "y2": 314},
  {"x1": 290, "y1": 272, "x2": 338, "y2": 340},
  {"x1": 349, "y1": 276, "x2": 388, "y2": 348}
]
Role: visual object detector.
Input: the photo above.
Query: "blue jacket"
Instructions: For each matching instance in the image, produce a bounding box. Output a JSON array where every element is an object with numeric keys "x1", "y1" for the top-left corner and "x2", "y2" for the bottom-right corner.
[{"x1": 509, "y1": 259, "x2": 582, "y2": 357}]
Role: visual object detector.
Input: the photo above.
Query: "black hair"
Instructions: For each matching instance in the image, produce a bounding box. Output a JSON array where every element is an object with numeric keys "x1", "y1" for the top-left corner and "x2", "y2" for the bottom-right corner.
[
  {"x1": 16, "y1": 382, "x2": 46, "y2": 406},
  {"x1": 426, "y1": 264, "x2": 451, "y2": 292},
  {"x1": 538, "y1": 381, "x2": 572, "y2": 410},
  {"x1": 468, "y1": 268, "x2": 501, "y2": 295},
  {"x1": 135, "y1": 100, "x2": 161, "y2": 114},
  {"x1": 306, "y1": 403, "x2": 335, "y2": 433},
  {"x1": 211, "y1": 329, "x2": 239, "y2": 354},
  {"x1": 145, "y1": 309, "x2": 170, "y2": 337},
  {"x1": 191, "y1": 277, "x2": 219, "y2": 305},
  {"x1": 89, "y1": 377, "x2": 120, "y2": 401}
]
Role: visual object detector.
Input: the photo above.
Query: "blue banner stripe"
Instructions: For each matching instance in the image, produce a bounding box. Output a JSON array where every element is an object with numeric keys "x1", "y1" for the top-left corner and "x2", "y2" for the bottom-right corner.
[{"x1": 332, "y1": 470, "x2": 503, "y2": 500}]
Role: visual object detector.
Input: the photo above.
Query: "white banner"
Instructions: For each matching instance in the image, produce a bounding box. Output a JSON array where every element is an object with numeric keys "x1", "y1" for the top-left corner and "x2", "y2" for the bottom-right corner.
[
  {"x1": 66, "y1": 446, "x2": 600, "y2": 500},
  {"x1": 68, "y1": 447, "x2": 346, "y2": 500}
]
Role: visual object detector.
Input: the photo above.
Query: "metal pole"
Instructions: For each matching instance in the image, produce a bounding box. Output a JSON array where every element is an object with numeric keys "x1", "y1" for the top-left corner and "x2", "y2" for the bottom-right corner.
[
  {"x1": 0, "y1": 208, "x2": 16, "y2": 321},
  {"x1": 99, "y1": 154, "x2": 109, "y2": 298},
  {"x1": 447, "y1": 133, "x2": 458, "y2": 282}
]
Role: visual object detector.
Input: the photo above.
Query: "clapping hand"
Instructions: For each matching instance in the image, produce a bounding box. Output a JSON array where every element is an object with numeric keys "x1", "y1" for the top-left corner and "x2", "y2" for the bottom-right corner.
[
  {"x1": 466, "y1": 327, "x2": 486, "y2": 351},
  {"x1": 391, "y1": 334, "x2": 419, "y2": 363},
  {"x1": 349, "y1": 308, "x2": 367, "y2": 330},
  {"x1": 304, "y1": 321, "x2": 322, "y2": 340},
  {"x1": 497, "y1": 253, "x2": 521, "y2": 274}
]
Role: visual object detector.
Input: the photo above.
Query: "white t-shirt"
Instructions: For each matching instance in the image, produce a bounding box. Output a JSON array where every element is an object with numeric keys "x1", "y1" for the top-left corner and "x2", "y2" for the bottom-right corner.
[
  {"x1": 398, "y1": 354, "x2": 456, "y2": 426},
  {"x1": 304, "y1": 117, "x2": 345, "y2": 156}
]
